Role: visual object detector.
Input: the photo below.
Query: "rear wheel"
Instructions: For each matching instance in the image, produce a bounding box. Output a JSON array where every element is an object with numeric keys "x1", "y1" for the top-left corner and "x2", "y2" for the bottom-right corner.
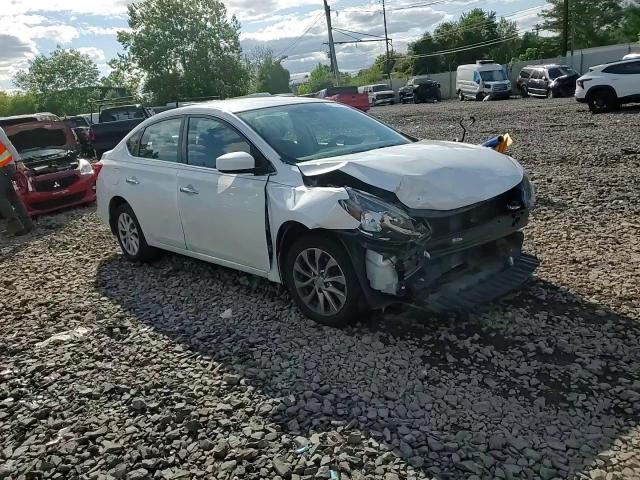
[
  {"x1": 283, "y1": 233, "x2": 363, "y2": 327},
  {"x1": 588, "y1": 89, "x2": 617, "y2": 113},
  {"x1": 114, "y1": 203, "x2": 158, "y2": 262}
]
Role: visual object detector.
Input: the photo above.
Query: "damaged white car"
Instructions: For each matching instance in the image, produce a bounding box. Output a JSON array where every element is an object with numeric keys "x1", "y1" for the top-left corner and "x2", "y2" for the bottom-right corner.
[{"x1": 97, "y1": 97, "x2": 537, "y2": 326}]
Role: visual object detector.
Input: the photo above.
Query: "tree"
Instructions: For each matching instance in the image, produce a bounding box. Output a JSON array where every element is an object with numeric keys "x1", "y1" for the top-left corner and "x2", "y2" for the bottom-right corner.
[
  {"x1": 101, "y1": 54, "x2": 144, "y2": 99},
  {"x1": 297, "y1": 64, "x2": 334, "y2": 94},
  {"x1": 13, "y1": 47, "x2": 100, "y2": 115},
  {"x1": 541, "y1": 0, "x2": 624, "y2": 51},
  {"x1": 0, "y1": 91, "x2": 38, "y2": 117},
  {"x1": 118, "y1": 0, "x2": 249, "y2": 104},
  {"x1": 618, "y1": 3, "x2": 640, "y2": 43},
  {"x1": 255, "y1": 56, "x2": 290, "y2": 94}
]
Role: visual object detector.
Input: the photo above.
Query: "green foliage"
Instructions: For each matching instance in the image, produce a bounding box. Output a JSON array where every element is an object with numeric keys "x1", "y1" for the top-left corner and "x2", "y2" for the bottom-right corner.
[
  {"x1": 12, "y1": 46, "x2": 100, "y2": 115},
  {"x1": 405, "y1": 9, "x2": 520, "y2": 75},
  {"x1": 118, "y1": 0, "x2": 249, "y2": 104},
  {"x1": 297, "y1": 64, "x2": 334, "y2": 94},
  {"x1": 255, "y1": 54, "x2": 291, "y2": 93},
  {"x1": 541, "y1": 0, "x2": 624, "y2": 50},
  {"x1": 618, "y1": 4, "x2": 640, "y2": 43},
  {"x1": 0, "y1": 91, "x2": 39, "y2": 117}
]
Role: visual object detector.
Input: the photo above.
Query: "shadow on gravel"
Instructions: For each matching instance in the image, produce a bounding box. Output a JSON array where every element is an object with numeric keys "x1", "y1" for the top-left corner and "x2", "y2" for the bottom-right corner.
[
  {"x1": 0, "y1": 218, "x2": 66, "y2": 258},
  {"x1": 95, "y1": 252, "x2": 640, "y2": 479}
]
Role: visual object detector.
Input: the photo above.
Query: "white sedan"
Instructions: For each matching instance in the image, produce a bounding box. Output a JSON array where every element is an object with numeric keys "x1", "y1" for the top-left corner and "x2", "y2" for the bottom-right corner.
[{"x1": 97, "y1": 96, "x2": 537, "y2": 326}]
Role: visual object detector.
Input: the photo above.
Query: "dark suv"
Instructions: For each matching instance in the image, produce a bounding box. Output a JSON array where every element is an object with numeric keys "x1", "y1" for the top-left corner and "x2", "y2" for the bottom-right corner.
[
  {"x1": 516, "y1": 65, "x2": 579, "y2": 98},
  {"x1": 399, "y1": 76, "x2": 442, "y2": 104}
]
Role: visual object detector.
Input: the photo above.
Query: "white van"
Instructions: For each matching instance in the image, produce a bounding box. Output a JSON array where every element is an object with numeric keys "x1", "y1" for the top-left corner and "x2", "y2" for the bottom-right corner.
[{"x1": 456, "y1": 61, "x2": 512, "y2": 101}]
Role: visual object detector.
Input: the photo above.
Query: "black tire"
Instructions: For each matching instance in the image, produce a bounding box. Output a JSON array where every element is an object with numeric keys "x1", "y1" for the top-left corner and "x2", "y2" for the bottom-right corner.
[
  {"x1": 413, "y1": 95, "x2": 421, "y2": 104},
  {"x1": 521, "y1": 85, "x2": 528, "y2": 98},
  {"x1": 283, "y1": 233, "x2": 363, "y2": 327},
  {"x1": 588, "y1": 89, "x2": 618, "y2": 113},
  {"x1": 549, "y1": 88, "x2": 557, "y2": 99},
  {"x1": 113, "y1": 203, "x2": 159, "y2": 262},
  {"x1": 458, "y1": 90, "x2": 464, "y2": 101}
]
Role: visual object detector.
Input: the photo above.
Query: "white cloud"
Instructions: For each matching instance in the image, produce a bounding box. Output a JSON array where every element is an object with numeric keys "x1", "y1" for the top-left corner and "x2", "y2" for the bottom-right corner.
[
  {"x1": 77, "y1": 46, "x2": 106, "y2": 62},
  {"x1": 4, "y1": 0, "x2": 130, "y2": 17}
]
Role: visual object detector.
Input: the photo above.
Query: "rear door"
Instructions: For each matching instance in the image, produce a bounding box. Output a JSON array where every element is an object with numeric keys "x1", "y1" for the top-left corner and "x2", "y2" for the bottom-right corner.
[
  {"x1": 119, "y1": 116, "x2": 186, "y2": 249},
  {"x1": 604, "y1": 61, "x2": 640, "y2": 98},
  {"x1": 529, "y1": 69, "x2": 544, "y2": 94},
  {"x1": 176, "y1": 115, "x2": 271, "y2": 273}
]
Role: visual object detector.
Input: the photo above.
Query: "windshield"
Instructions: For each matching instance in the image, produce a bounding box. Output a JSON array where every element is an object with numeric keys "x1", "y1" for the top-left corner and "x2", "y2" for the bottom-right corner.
[
  {"x1": 371, "y1": 85, "x2": 389, "y2": 92},
  {"x1": 548, "y1": 67, "x2": 577, "y2": 79},
  {"x1": 238, "y1": 102, "x2": 410, "y2": 163},
  {"x1": 479, "y1": 69, "x2": 507, "y2": 82}
]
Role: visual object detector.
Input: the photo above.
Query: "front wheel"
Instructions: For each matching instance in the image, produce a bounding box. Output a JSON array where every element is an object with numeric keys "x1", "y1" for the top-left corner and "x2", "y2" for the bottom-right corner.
[
  {"x1": 521, "y1": 86, "x2": 528, "y2": 98},
  {"x1": 283, "y1": 233, "x2": 363, "y2": 327},
  {"x1": 588, "y1": 90, "x2": 618, "y2": 113},
  {"x1": 114, "y1": 203, "x2": 158, "y2": 262}
]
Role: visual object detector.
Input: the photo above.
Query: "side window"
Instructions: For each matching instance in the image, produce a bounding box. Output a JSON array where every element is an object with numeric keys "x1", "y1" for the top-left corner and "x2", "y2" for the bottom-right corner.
[
  {"x1": 473, "y1": 71, "x2": 481, "y2": 83},
  {"x1": 138, "y1": 118, "x2": 183, "y2": 162},
  {"x1": 519, "y1": 69, "x2": 529, "y2": 79},
  {"x1": 187, "y1": 117, "x2": 252, "y2": 169},
  {"x1": 126, "y1": 130, "x2": 142, "y2": 156},
  {"x1": 604, "y1": 61, "x2": 640, "y2": 74}
]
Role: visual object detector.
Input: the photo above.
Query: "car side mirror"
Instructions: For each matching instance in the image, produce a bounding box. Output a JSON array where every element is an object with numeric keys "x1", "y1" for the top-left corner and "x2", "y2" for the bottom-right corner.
[{"x1": 216, "y1": 151, "x2": 256, "y2": 173}]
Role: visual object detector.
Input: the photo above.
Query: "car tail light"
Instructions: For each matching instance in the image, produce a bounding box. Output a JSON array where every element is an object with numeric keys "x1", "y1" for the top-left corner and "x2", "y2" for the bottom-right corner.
[
  {"x1": 93, "y1": 161, "x2": 103, "y2": 178},
  {"x1": 577, "y1": 79, "x2": 591, "y2": 88}
]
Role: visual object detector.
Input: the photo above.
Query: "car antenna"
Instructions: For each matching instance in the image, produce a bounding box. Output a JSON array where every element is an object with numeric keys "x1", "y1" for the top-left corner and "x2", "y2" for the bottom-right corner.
[{"x1": 456, "y1": 116, "x2": 476, "y2": 142}]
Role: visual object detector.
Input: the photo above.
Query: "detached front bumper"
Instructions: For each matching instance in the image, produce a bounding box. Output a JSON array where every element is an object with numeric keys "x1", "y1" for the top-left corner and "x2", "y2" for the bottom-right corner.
[{"x1": 20, "y1": 172, "x2": 97, "y2": 216}]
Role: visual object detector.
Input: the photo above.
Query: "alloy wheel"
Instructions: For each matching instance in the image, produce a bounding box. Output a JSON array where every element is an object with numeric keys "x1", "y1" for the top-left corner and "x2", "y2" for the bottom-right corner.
[
  {"x1": 293, "y1": 248, "x2": 347, "y2": 316},
  {"x1": 118, "y1": 212, "x2": 140, "y2": 256}
]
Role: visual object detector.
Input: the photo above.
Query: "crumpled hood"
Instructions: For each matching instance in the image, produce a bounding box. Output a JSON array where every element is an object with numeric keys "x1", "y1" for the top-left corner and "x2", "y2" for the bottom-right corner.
[{"x1": 297, "y1": 140, "x2": 524, "y2": 210}]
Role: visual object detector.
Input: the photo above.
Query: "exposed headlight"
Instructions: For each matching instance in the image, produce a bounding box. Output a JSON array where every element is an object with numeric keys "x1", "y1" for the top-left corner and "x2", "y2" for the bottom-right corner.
[
  {"x1": 339, "y1": 188, "x2": 430, "y2": 241},
  {"x1": 549, "y1": 80, "x2": 557, "y2": 88},
  {"x1": 78, "y1": 158, "x2": 94, "y2": 175},
  {"x1": 521, "y1": 172, "x2": 536, "y2": 208}
]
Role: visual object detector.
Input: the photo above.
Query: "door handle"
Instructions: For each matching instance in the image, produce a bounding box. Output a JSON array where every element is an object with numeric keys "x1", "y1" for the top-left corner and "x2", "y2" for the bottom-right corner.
[
  {"x1": 125, "y1": 177, "x2": 140, "y2": 185},
  {"x1": 179, "y1": 185, "x2": 199, "y2": 195}
]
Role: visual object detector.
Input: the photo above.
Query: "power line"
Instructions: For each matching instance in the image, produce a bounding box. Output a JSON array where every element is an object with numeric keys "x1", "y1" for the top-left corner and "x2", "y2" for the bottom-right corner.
[
  {"x1": 397, "y1": 32, "x2": 524, "y2": 59},
  {"x1": 274, "y1": 12, "x2": 324, "y2": 59}
]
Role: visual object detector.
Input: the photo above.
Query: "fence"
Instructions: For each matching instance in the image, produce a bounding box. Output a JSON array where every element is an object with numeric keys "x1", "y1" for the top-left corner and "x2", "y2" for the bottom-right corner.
[{"x1": 389, "y1": 41, "x2": 640, "y2": 100}]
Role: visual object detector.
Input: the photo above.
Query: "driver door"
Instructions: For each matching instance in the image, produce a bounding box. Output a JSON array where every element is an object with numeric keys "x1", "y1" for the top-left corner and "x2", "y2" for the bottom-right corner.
[{"x1": 176, "y1": 115, "x2": 271, "y2": 273}]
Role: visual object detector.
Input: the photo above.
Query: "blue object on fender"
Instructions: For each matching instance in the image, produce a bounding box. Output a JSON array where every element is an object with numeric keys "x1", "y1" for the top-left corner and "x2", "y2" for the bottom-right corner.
[{"x1": 482, "y1": 136, "x2": 503, "y2": 149}]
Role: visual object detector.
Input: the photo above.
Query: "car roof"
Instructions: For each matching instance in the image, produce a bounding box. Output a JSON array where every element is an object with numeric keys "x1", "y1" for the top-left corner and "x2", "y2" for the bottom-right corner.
[
  {"x1": 592, "y1": 58, "x2": 639, "y2": 70},
  {"x1": 0, "y1": 112, "x2": 59, "y2": 122},
  {"x1": 150, "y1": 96, "x2": 328, "y2": 118},
  {"x1": 523, "y1": 64, "x2": 570, "y2": 69}
]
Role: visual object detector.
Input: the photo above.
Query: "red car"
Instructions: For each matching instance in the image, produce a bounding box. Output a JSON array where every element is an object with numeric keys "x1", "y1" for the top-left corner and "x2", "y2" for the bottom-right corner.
[
  {"x1": 0, "y1": 113, "x2": 97, "y2": 216},
  {"x1": 317, "y1": 86, "x2": 370, "y2": 112}
]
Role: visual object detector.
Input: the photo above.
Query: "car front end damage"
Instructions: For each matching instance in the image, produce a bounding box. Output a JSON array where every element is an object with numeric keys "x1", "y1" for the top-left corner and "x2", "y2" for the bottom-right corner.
[
  {"x1": 297, "y1": 139, "x2": 538, "y2": 313},
  {"x1": 333, "y1": 177, "x2": 538, "y2": 312}
]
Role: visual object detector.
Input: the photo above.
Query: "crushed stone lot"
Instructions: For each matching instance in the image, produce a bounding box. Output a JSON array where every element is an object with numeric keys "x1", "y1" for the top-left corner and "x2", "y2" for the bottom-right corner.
[{"x1": 1, "y1": 97, "x2": 639, "y2": 480}]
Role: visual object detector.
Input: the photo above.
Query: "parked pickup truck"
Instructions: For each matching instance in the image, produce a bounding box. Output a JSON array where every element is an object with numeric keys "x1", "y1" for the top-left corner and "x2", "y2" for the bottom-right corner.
[
  {"x1": 90, "y1": 104, "x2": 152, "y2": 158},
  {"x1": 317, "y1": 86, "x2": 370, "y2": 112}
]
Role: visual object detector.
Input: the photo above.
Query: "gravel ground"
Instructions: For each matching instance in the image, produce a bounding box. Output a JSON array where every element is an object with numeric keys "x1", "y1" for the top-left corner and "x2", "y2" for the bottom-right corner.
[{"x1": 1, "y1": 98, "x2": 639, "y2": 480}]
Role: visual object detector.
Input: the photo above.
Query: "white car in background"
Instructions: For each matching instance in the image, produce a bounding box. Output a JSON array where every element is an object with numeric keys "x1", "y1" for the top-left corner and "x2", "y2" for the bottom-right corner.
[
  {"x1": 359, "y1": 84, "x2": 396, "y2": 106},
  {"x1": 97, "y1": 97, "x2": 537, "y2": 326},
  {"x1": 576, "y1": 58, "x2": 640, "y2": 112}
]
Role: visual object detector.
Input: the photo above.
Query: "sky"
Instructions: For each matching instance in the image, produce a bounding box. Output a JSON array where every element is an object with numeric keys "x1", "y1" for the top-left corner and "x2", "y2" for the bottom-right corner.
[{"x1": 0, "y1": 0, "x2": 548, "y2": 90}]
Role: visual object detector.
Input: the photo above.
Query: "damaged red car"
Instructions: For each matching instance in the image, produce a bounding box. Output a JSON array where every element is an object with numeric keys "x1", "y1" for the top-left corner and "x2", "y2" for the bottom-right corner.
[{"x1": 0, "y1": 113, "x2": 97, "y2": 216}]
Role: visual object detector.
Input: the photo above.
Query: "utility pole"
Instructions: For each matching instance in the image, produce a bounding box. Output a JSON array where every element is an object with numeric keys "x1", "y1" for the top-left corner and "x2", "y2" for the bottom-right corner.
[
  {"x1": 323, "y1": 0, "x2": 339, "y2": 83},
  {"x1": 381, "y1": 0, "x2": 391, "y2": 87},
  {"x1": 561, "y1": 0, "x2": 569, "y2": 57}
]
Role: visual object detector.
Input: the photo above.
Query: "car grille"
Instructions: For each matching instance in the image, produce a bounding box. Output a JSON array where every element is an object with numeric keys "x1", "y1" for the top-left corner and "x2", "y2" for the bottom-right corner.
[
  {"x1": 30, "y1": 192, "x2": 86, "y2": 211},
  {"x1": 376, "y1": 93, "x2": 394, "y2": 100},
  {"x1": 34, "y1": 174, "x2": 79, "y2": 192},
  {"x1": 492, "y1": 84, "x2": 508, "y2": 91},
  {"x1": 414, "y1": 185, "x2": 522, "y2": 240}
]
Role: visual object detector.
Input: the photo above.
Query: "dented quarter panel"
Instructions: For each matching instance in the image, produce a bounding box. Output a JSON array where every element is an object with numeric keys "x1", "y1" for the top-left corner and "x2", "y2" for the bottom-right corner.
[{"x1": 297, "y1": 140, "x2": 524, "y2": 210}]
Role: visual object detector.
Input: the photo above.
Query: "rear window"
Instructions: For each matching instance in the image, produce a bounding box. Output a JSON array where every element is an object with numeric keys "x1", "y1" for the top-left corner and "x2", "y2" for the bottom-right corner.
[
  {"x1": 325, "y1": 86, "x2": 358, "y2": 96},
  {"x1": 100, "y1": 107, "x2": 146, "y2": 122}
]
